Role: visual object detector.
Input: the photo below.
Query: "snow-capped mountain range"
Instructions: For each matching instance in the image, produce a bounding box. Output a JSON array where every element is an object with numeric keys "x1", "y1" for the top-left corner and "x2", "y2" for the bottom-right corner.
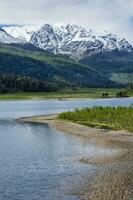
[
  {"x1": 1, "y1": 24, "x2": 133, "y2": 59},
  {"x1": 0, "y1": 28, "x2": 22, "y2": 44},
  {"x1": 3, "y1": 25, "x2": 40, "y2": 42}
]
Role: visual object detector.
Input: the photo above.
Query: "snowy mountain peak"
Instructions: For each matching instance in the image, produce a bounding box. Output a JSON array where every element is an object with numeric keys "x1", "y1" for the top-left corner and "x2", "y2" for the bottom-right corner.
[
  {"x1": 0, "y1": 28, "x2": 23, "y2": 44},
  {"x1": 41, "y1": 24, "x2": 54, "y2": 31},
  {"x1": 3, "y1": 25, "x2": 40, "y2": 42},
  {"x1": 30, "y1": 24, "x2": 133, "y2": 59},
  {"x1": 0, "y1": 28, "x2": 6, "y2": 33},
  {"x1": 1, "y1": 23, "x2": 133, "y2": 59}
]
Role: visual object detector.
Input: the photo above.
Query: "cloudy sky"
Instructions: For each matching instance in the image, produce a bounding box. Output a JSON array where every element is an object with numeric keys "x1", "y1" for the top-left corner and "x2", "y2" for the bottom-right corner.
[{"x1": 0, "y1": 0, "x2": 133, "y2": 42}]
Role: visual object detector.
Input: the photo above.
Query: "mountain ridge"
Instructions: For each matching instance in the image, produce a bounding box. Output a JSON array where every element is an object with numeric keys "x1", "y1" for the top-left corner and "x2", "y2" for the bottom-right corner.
[
  {"x1": 0, "y1": 24, "x2": 132, "y2": 87},
  {"x1": 2, "y1": 24, "x2": 133, "y2": 59},
  {"x1": 0, "y1": 28, "x2": 23, "y2": 44}
]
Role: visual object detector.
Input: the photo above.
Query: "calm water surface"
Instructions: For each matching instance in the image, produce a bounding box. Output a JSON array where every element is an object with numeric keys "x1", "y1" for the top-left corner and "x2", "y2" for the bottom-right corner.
[{"x1": 0, "y1": 98, "x2": 132, "y2": 200}]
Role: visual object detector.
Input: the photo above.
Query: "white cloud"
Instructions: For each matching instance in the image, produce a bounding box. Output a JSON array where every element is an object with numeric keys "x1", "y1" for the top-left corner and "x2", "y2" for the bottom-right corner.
[{"x1": 0, "y1": 0, "x2": 133, "y2": 42}]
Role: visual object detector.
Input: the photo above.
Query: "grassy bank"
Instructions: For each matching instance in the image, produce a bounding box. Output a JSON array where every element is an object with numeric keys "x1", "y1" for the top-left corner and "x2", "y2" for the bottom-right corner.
[
  {"x1": 0, "y1": 88, "x2": 130, "y2": 100},
  {"x1": 58, "y1": 107, "x2": 133, "y2": 132}
]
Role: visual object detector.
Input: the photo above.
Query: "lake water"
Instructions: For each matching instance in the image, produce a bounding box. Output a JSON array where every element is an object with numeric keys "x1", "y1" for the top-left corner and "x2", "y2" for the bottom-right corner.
[{"x1": 0, "y1": 98, "x2": 132, "y2": 200}]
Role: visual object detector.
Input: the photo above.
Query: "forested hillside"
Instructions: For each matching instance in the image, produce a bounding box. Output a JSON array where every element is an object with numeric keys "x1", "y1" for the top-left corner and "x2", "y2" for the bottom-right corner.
[
  {"x1": 0, "y1": 74, "x2": 57, "y2": 93},
  {"x1": 0, "y1": 44, "x2": 116, "y2": 92},
  {"x1": 80, "y1": 51, "x2": 133, "y2": 84}
]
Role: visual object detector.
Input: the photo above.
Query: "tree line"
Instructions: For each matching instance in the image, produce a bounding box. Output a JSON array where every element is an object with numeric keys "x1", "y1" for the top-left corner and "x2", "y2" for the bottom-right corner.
[{"x1": 0, "y1": 74, "x2": 58, "y2": 93}]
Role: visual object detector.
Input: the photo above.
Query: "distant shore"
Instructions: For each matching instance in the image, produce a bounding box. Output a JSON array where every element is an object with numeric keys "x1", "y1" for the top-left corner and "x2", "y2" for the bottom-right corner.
[
  {"x1": 18, "y1": 114, "x2": 133, "y2": 200},
  {"x1": 0, "y1": 88, "x2": 130, "y2": 100}
]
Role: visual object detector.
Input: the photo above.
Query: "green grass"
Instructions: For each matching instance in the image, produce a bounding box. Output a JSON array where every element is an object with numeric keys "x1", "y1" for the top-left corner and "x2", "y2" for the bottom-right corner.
[
  {"x1": 58, "y1": 106, "x2": 133, "y2": 132},
  {"x1": 0, "y1": 88, "x2": 124, "y2": 100},
  {"x1": 127, "y1": 90, "x2": 133, "y2": 97}
]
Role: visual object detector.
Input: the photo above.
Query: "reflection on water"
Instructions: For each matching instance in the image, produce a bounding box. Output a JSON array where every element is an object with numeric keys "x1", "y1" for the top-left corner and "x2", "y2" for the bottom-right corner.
[
  {"x1": 0, "y1": 98, "x2": 132, "y2": 200},
  {"x1": 0, "y1": 122, "x2": 96, "y2": 200}
]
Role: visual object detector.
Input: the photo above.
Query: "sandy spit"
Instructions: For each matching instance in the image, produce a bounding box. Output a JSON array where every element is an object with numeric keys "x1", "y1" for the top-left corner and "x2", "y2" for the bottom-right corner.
[{"x1": 17, "y1": 115, "x2": 133, "y2": 200}]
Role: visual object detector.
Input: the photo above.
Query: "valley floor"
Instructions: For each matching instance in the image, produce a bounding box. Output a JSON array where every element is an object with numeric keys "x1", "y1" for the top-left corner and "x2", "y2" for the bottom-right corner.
[
  {"x1": 18, "y1": 114, "x2": 133, "y2": 200},
  {"x1": 0, "y1": 88, "x2": 132, "y2": 100}
]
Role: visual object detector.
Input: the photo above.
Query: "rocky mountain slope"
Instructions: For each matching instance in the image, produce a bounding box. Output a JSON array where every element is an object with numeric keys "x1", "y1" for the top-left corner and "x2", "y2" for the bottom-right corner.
[
  {"x1": 3, "y1": 25, "x2": 40, "y2": 42},
  {"x1": 2, "y1": 24, "x2": 133, "y2": 60},
  {"x1": 0, "y1": 28, "x2": 22, "y2": 44},
  {"x1": 30, "y1": 24, "x2": 133, "y2": 59}
]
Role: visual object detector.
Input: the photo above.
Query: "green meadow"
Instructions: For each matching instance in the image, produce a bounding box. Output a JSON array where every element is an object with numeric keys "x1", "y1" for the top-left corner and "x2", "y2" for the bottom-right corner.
[
  {"x1": 59, "y1": 106, "x2": 133, "y2": 132},
  {"x1": 0, "y1": 88, "x2": 125, "y2": 100}
]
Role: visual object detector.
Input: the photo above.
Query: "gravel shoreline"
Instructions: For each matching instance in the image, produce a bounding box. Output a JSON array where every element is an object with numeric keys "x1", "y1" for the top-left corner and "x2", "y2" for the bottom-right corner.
[{"x1": 18, "y1": 115, "x2": 133, "y2": 200}]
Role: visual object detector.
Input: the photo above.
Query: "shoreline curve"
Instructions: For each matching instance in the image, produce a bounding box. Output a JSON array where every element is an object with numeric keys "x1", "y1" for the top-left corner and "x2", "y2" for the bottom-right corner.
[{"x1": 17, "y1": 114, "x2": 133, "y2": 200}]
